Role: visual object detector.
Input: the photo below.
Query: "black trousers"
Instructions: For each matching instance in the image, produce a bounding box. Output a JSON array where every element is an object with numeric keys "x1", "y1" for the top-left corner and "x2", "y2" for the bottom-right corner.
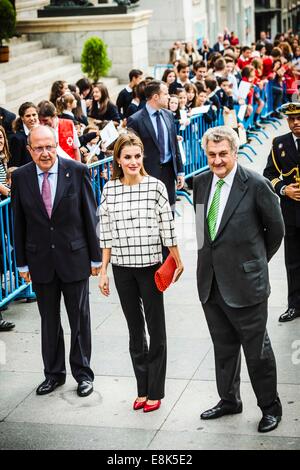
[
  {"x1": 284, "y1": 225, "x2": 300, "y2": 309},
  {"x1": 202, "y1": 279, "x2": 278, "y2": 411},
  {"x1": 33, "y1": 273, "x2": 94, "y2": 383},
  {"x1": 112, "y1": 264, "x2": 166, "y2": 400},
  {"x1": 159, "y1": 161, "x2": 176, "y2": 208}
]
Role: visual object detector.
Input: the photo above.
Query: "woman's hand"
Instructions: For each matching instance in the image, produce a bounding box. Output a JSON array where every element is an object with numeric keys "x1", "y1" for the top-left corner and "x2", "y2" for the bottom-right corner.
[
  {"x1": 172, "y1": 262, "x2": 184, "y2": 283},
  {"x1": 99, "y1": 271, "x2": 110, "y2": 296}
]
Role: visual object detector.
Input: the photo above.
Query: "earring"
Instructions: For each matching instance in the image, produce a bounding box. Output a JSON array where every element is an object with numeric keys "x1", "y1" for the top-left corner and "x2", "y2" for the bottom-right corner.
[{"x1": 118, "y1": 164, "x2": 121, "y2": 168}]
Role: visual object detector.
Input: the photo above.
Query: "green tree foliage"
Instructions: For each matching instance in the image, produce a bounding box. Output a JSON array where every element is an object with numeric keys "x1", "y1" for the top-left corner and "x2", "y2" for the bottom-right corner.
[
  {"x1": 81, "y1": 37, "x2": 112, "y2": 83},
  {"x1": 0, "y1": 0, "x2": 16, "y2": 46}
]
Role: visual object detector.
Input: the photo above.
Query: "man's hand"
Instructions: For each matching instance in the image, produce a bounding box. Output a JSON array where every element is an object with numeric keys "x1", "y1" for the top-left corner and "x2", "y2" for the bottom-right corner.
[
  {"x1": 19, "y1": 271, "x2": 31, "y2": 284},
  {"x1": 91, "y1": 266, "x2": 101, "y2": 276},
  {"x1": 177, "y1": 175, "x2": 185, "y2": 190},
  {"x1": 285, "y1": 183, "x2": 300, "y2": 201}
]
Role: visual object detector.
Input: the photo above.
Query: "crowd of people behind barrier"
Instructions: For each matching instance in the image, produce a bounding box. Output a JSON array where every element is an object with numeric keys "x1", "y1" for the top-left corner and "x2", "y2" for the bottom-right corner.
[{"x1": 0, "y1": 27, "x2": 300, "y2": 326}]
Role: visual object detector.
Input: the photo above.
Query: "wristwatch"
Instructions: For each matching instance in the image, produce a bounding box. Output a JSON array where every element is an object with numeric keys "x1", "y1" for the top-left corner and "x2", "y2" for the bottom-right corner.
[{"x1": 280, "y1": 185, "x2": 286, "y2": 196}]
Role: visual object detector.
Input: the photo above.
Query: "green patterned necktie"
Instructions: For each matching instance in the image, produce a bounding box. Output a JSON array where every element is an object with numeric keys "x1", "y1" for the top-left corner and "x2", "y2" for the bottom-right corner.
[{"x1": 207, "y1": 179, "x2": 225, "y2": 240}]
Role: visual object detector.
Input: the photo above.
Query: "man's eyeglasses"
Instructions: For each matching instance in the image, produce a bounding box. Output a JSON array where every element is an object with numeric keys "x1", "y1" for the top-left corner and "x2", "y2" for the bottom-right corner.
[{"x1": 30, "y1": 145, "x2": 57, "y2": 154}]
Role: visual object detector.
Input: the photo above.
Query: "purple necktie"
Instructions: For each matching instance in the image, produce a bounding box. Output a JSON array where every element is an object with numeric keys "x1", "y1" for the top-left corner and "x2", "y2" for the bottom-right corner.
[{"x1": 41, "y1": 172, "x2": 52, "y2": 218}]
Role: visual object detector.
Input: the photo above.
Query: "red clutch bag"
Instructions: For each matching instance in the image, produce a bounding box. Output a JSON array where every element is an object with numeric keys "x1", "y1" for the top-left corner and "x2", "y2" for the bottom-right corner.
[{"x1": 155, "y1": 254, "x2": 177, "y2": 292}]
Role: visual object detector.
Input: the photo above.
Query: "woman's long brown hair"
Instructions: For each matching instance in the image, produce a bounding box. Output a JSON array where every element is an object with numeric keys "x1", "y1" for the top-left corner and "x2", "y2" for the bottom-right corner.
[
  {"x1": 112, "y1": 131, "x2": 148, "y2": 180},
  {"x1": 0, "y1": 125, "x2": 11, "y2": 165}
]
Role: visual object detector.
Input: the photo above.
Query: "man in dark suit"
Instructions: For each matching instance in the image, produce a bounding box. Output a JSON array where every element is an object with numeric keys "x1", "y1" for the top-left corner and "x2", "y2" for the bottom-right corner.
[
  {"x1": 193, "y1": 126, "x2": 284, "y2": 433},
  {"x1": 264, "y1": 102, "x2": 300, "y2": 322},
  {"x1": 198, "y1": 38, "x2": 213, "y2": 64},
  {"x1": 11, "y1": 125, "x2": 101, "y2": 397},
  {"x1": 213, "y1": 34, "x2": 225, "y2": 54},
  {"x1": 127, "y1": 80, "x2": 184, "y2": 208}
]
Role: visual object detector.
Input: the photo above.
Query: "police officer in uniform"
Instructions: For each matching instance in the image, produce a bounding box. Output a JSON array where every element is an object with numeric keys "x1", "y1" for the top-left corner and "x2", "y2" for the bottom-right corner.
[{"x1": 263, "y1": 102, "x2": 300, "y2": 322}]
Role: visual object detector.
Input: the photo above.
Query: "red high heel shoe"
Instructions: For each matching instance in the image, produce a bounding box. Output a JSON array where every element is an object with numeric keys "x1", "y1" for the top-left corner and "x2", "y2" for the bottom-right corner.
[
  {"x1": 143, "y1": 400, "x2": 161, "y2": 413},
  {"x1": 133, "y1": 398, "x2": 147, "y2": 410}
]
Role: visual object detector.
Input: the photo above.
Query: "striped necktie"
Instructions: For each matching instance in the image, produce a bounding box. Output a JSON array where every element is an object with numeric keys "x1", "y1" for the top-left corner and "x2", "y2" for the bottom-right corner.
[
  {"x1": 41, "y1": 172, "x2": 52, "y2": 218},
  {"x1": 207, "y1": 179, "x2": 225, "y2": 240}
]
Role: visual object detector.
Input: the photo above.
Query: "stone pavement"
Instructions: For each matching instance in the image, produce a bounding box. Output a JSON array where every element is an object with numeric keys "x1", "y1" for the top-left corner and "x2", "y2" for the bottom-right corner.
[{"x1": 0, "y1": 120, "x2": 300, "y2": 451}]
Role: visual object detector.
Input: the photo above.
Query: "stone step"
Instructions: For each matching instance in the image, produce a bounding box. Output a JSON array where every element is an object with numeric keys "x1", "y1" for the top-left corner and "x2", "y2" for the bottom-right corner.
[
  {"x1": 9, "y1": 40, "x2": 44, "y2": 59},
  {"x1": 7, "y1": 89, "x2": 59, "y2": 115},
  {"x1": 5, "y1": 35, "x2": 28, "y2": 46},
  {"x1": 5, "y1": 63, "x2": 83, "y2": 103},
  {"x1": 1, "y1": 54, "x2": 73, "y2": 84},
  {"x1": 0, "y1": 47, "x2": 58, "y2": 73}
]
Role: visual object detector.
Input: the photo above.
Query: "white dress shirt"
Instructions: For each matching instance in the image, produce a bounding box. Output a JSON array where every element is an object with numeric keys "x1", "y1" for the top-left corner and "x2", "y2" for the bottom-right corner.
[
  {"x1": 207, "y1": 163, "x2": 238, "y2": 234},
  {"x1": 36, "y1": 158, "x2": 58, "y2": 207},
  {"x1": 146, "y1": 103, "x2": 172, "y2": 163}
]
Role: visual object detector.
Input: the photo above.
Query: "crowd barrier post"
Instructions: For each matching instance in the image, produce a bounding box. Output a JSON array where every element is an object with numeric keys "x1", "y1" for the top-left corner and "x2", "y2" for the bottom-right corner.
[{"x1": 0, "y1": 198, "x2": 35, "y2": 310}]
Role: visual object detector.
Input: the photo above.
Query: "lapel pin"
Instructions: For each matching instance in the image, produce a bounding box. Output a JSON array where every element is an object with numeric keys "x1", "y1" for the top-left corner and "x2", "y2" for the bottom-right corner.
[{"x1": 278, "y1": 143, "x2": 283, "y2": 149}]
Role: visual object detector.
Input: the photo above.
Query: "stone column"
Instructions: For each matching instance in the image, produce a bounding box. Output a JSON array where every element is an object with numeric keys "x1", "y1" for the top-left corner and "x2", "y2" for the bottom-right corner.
[
  {"x1": 15, "y1": 0, "x2": 49, "y2": 19},
  {"x1": 17, "y1": 10, "x2": 152, "y2": 82},
  {"x1": 137, "y1": 0, "x2": 196, "y2": 64}
]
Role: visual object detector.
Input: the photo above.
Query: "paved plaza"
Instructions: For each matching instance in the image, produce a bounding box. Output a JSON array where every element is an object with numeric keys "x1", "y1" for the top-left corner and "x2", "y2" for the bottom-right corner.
[{"x1": 0, "y1": 120, "x2": 300, "y2": 450}]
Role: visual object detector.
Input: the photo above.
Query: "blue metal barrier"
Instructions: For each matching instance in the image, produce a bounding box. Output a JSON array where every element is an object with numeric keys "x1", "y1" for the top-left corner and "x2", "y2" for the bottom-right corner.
[
  {"x1": 0, "y1": 198, "x2": 35, "y2": 309},
  {"x1": 176, "y1": 110, "x2": 224, "y2": 180},
  {"x1": 88, "y1": 155, "x2": 113, "y2": 206}
]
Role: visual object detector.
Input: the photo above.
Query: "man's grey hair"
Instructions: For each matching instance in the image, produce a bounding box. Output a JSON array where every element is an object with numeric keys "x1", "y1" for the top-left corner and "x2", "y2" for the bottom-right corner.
[
  {"x1": 27, "y1": 125, "x2": 57, "y2": 146},
  {"x1": 202, "y1": 126, "x2": 240, "y2": 154}
]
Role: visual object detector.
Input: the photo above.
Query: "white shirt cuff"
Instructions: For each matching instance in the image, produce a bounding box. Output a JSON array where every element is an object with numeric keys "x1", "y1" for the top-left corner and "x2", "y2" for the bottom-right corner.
[
  {"x1": 18, "y1": 266, "x2": 29, "y2": 273},
  {"x1": 91, "y1": 261, "x2": 101, "y2": 268}
]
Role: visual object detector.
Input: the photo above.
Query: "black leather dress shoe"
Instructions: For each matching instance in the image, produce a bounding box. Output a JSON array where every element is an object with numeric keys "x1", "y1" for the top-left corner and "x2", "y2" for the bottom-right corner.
[
  {"x1": 77, "y1": 380, "x2": 93, "y2": 397},
  {"x1": 279, "y1": 308, "x2": 300, "y2": 322},
  {"x1": 258, "y1": 414, "x2": 281, "y2": 433},
  {"x1": 36, "y1": 378, "x2": 65, "y2": 395},
  {"x1": 0, "y1": 319, "x2": 15, "y2": 331},
  {"x1": 201, "y1": 400, "x2": 243, "y2": 420}
]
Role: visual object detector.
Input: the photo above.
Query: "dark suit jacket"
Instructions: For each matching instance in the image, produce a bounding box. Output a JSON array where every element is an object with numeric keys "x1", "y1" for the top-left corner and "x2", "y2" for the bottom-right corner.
[
  {"x1": 169, "y1": 80, "x2": 187, "y2": 95},
  {"x1": 263, "y1": 132, "x2": 300, "y2": 227},
  {"x1": 8, "y1": 128, "x2": 32, "y2": 167},
  {"x1": 0, "y1": 107, "x2": 16, "y2": 137},
  {"x1": 198, "y1": 47, "x2": 213, "y2": 62},
  {"x1": 193, "y1": 164, "x2": 284, "y2": 308},
  {"x1": 11, "y1": 157, "x2": 101, "y2": 284},
  {"x1": 89, "y1": 101, "x2": 121, "y2": 123},
  {"x1": 127, "y1": 107, "x2": 184, "y2": 179},
  {"x1": 213, "y1": 42, "x2": 225, "y2": 54}
]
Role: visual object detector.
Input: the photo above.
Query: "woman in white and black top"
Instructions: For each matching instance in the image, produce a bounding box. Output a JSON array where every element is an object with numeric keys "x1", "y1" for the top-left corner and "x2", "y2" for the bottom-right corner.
[
  {"x1": 0, "y1": 126, "x2": 11, "y2": 199},
  {"x1": 99, "y1": 132, "x2": 184, "y2": 413}
]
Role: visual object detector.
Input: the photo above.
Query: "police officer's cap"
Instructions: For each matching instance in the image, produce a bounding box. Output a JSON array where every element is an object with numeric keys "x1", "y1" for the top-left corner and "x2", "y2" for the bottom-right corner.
[{"x1": 280, "y1": 102, "x2": 300, "y2": 116}]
